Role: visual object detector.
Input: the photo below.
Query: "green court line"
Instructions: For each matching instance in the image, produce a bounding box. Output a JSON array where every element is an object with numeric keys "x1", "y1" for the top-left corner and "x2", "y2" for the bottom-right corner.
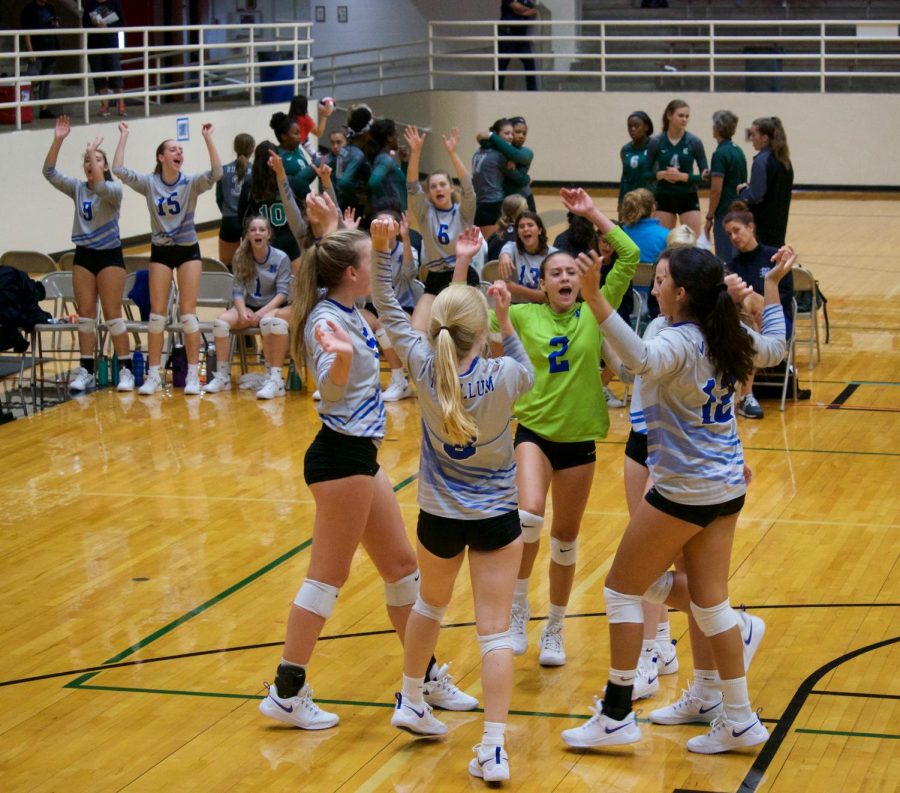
[
  {"x1": 795, "y1": 728, "x2": 900, "y2": 740},
  {"x1": 65, "y1": 474, "x2": 419, "y2": 690}
]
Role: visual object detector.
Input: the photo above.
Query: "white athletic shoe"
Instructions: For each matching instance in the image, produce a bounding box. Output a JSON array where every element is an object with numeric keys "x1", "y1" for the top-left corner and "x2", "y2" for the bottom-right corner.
[
  {"x1": 686, "y1": 713, "x2": 769, "y2": 754},
  {"x1": 312, "y1": 389, "x2": 321, "y2": 401},
  {"x1": 390, "y1": 693, "x2": 447, "y2": 736},
  {"x1": 68, "y1": 367, "x2": 95, "y2": 393},
  {"x1": 202, "y1": 372, "x2": 230, "y2": 394},
  {"x1": 256, "y1": 376, "x2": 286, "y2": 400},
  {"x1": 649, "y1": 684, "x2": 723, "y2": 725},
  {"x1": 739, "y1": 610, "x2": 766, "y2": 671},
  {"x1": 655, "y1": 639, "x2": 679, "y2": 675},
  {"x1": 184, "y1": 371, "x2": 201, "y2": 395},
  {"x1": 239, "y1": 372, "x2": 267, "y2": 390},
  {"x1": 561, "y1": 698, "x2": 641, "y2": 748},
  {"x1": 259, "y1": 682, "x2": 339, "y2": 730},
  {"x1": 603, "y1": 385, "x2": 625, "y2": 408},
  {"x1": 468, "y1": 744, "x2": 510, "y2": 782},
  {"x1": 538, "y1": 623, "x2": 566, "y2": 667},
  {"x1": 422, "y1": 662, "x2": 478, "y2": 711},
  {"x1": 116, "y1": 367, "x2": 135, "y2": 392},
  {"x1": 510, "y1": 601, "x2": 530, "y2": 656},
  {"x1": 382, "y1": 378, "x2": 412, "y2": 402},
  {"x1": 138, "y1": 368, "x2": 162, "y2": 395},
  {"x1": 632, "y1": 655, "x2": 660, "y2": 700}
]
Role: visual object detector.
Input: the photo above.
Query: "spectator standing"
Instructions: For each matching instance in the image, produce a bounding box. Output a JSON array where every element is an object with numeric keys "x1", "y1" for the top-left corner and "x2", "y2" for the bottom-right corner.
[
  {"x1": 82, "y1": 0, "x2": 126, "y2": 118},
  {"x1": 21, "y1": 0, "x2": 61, "y2": 119},
  {"x1": 498, "y1": 1, "x2": 538, "y2": 92}
]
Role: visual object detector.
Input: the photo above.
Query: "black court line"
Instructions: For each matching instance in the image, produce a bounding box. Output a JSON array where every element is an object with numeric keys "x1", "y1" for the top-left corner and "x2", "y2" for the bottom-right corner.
[
  {"x1": 737, "y1": 635, "x2": 900, "y2": 793},
  {"x1": 810, "y1": 689, "x2": 900, "y2": 701},
  {"x1": 828, "y1": 383, "x2": 859, "y2": 409}
]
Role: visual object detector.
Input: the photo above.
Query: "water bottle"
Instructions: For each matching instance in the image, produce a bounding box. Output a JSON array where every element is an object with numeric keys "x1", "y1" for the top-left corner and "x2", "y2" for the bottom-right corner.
[
  {"x1": 111, "y1": 353, "x2": 119, "y2": 386},
  {"x1": 288, "y1": 361, "x2": 302, "y2": 391},
  {"x1": 206, "y1": 341, "x2": 217, "y2": 379},
  {"x1": 170, "y1": 344, "x2": 187, "y2": 388},
  {"x1": 132, "y1": 347, "x2": 144, "y2": 387},
  {"x1": 97, "y1": 356, "x2": 109, "y2": 388}
]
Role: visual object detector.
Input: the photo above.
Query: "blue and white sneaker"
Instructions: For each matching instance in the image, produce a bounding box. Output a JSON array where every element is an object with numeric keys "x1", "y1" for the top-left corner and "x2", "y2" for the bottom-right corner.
[
  {"x1": 259, "y1": 682, "x2": 339, "y2": 730},
  {"x1": 649, "y1": 684, "x2": 723, "y2": 725},
  {"x1": 687, "y1": 712, "x2": 769, "y2": 754},
  {"x1": 390, "y1": 692, "x2": 447, "y2": 736},
  {"x1": 423, "y1": 662, "x2": 479, "y2": 711},
  {"x1": 739, "y1": 610, "x2": 765, "y2": 671},
  {"x1": 468, "y1": 743, "x2": 510, "y2": 782},
  {"x1": 655, "y1": 638, "x2": 680, "y2": 675},
  {"x1": 561, "y1": 697, "x2": 641, "y2": 748}
]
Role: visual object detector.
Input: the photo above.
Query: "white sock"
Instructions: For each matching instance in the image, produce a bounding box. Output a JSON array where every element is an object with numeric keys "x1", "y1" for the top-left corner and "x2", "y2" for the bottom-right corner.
[
  {"x1": 656, "y1": 620, "x2": 671, "y2": 643},
  {"x1": 693, "y1": 668, "x2": 720, "y2": 700},
  {"x1": 390, "y1": 368, "x2": 406, "y2": 385},
  {"x1": 149, "y1": 364, "x2": 160, "y2": 376},
  {"x1": 513, "y1": 579, "x2": 529, "y2": 608},
  {"x1": 719, "y1": 676, "x2": 753, "y2": 722},
  {"x1": 187, "y1": 363, "x2": 199, "y2": 377},
  {"x1": 401, "y1": 674, "x2": 425, "y2": 705},
  {"x1": 482, "y1": 720, "x2": 506, "y2": 747},
  {"x1": 608, "y1": 667, "x2": 636, "y2": 687},
  {"x1": 270, "y1": 366, "x2": 283, "y2": 381},
  {"x1": 547, "y1": 603, "x2": 566, "y2": 627},
  {"x1": 640, "y1": 639, "x2": 656, "y2": 661},
  {"x1": 217, "y1": 362, "x2": 230, "y2": 377}
]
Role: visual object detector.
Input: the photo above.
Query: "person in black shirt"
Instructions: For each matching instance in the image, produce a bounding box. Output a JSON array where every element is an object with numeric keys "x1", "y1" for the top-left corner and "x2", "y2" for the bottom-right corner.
[
  {"x1": 21, "y1": 0, "x2": 61, "y2": 119},
  {"x1": 82, "y1": 0, "x2": 127, "y2": 118},
  {"x1": 498, "y1": 1, "x2": 538, "y2": 92}
]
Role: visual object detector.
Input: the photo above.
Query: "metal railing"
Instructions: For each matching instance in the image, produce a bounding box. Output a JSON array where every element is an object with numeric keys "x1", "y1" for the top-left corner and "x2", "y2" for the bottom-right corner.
[{"x1": 0, "y1": 22, "x2": 313, "y2": 130}]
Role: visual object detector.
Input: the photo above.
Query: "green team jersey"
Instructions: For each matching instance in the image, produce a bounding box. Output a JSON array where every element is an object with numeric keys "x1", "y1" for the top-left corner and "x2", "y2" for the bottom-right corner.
[
  {"x1": 619, "y1": 141, "x2": 653, "y2": 203},
  {"x1": 648, "y1": 131, "x2": 708, "y2": 196},
  {"x1": 490, "y1": 226, "x2": 638, "y2": 442},
  {"x1": 709, "y1": 139, "x2": 747, "y2": 219}
]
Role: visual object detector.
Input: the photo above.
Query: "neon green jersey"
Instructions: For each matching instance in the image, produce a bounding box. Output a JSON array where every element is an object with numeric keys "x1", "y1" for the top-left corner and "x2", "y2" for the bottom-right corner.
[{"x1": 491, "y1": 226, "x2": 638, "y2": 442}]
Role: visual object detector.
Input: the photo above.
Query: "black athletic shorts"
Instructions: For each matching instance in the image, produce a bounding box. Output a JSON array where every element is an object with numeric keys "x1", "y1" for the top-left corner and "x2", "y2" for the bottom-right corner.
[
  {"x1": 151, "y1": 242, "x2": 202, "y2": 269},
  {"x1": 514, "y1": 424, "x2": 596, "y2": 471},
  {"x1": 272, "y1": 230, "x2": 301, "y2": 261},
  {"x1": 219, "y1": 215, "x2": 243, "y2": 244},
  {"x1": 417, "y1": 509, "x2": 522, "y2": 559},
  {"x1": 644, "y1": 487, "x2": 745, "y2": 529},
  {"x1": 654, "y1": 191, "x2": 701, "y2": 215},
  {"x1": 624, "y1": 429, "x2": 648, "y2": 467},
  {"x1": 303, "y1": 425, "x2": 380, "y2": 485},
  {"x1": 423, "y1": 266, "x2": 481, "y2": 296},
  {"x1": 474, "y1": 200, "x2": 503, "y2": 228},
  {"x1": 73, "y1": 245, "x2": 124, "y2": 275}
]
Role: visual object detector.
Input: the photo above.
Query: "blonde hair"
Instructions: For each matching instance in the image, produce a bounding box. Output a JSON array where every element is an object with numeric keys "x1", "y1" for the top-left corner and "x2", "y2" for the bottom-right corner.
[
  {"x1": 667, "y1": 224, "x2": 697, "y2": 248},
  {"x1": 232, "y1": 216, "x2": 273, "y2": 290},
  {"x1": 429, "y1": 284, "x2": 489, "y2": 447},
  {"x1": 290, "y1": 229, "x2": 370, "y2": 363},
  {"x1": 498, "y1": 194, "x2": 527, "y2": 229},
  {"x1": 620, "y1": 188, "x2": 655, "y2": 226}
]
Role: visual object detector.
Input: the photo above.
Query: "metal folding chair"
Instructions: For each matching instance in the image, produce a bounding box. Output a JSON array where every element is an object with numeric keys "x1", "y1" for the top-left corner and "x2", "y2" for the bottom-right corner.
[
  {"x1": 0, "y1": 250, "x2": 59, "y2": 274},
  {"x1": 791, "y1": 265, "x2": 822, "y2": 369}
]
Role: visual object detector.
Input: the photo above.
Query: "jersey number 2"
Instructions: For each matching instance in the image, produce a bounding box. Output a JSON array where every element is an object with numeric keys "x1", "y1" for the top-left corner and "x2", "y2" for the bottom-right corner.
[{"x1": 548, "y1": 336, "x2": 570, "y2": 374}]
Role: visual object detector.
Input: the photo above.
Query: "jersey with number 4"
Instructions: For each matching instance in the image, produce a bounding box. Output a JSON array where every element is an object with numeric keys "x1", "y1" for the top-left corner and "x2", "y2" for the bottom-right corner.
[
  {"x1": 601, "y1": 303, "x2": 786, "y2": 505},
  {"x1": 114, "y1": 167, "x2": 218, "y2": 246},
  {"x1": 43, "y1": 166, "x2": 123, "y2": 250}
]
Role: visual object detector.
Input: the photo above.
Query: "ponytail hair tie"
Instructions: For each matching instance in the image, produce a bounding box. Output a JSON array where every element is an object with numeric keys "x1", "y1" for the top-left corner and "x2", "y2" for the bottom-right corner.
[{"x1": 438, "y1": 325, "x2": 451, "y2": 332}]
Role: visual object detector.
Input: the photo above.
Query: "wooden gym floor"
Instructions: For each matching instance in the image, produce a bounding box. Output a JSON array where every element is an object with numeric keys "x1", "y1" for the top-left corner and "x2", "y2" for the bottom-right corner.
[{"x1": 0, "y1": 193, "x2": 897, "y2": 792}]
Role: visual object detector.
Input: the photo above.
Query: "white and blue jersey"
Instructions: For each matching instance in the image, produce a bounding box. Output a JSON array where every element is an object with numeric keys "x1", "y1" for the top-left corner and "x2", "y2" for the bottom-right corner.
[
  {"x1": 217, "y1": 159, "x2": 252, "y2": 218},
  {"x1": 407, "y1": 175, "x2": 476, "y2": 273},
  {"x1": 305, "y1": 298, "x2": 385, "y2": 441},
  {"x1": 628, "y1": 316, "x2": 668, "y2": 436},
  {"x1": 43, "y1": 166, "x2": 123, "y2": 250},
  {"x1": 604, "y1": 303, "x2": 786, "y2": 505},
  {"x1": 114, "y1": 166, "x2": 221, "y2": 246},
  {"x1": 233, "y1": 246, "x2": 291, "y2": 309},
  {"x1": 499, "y1": 241, "x2": 557, "y2": 290},
  {"x1": 372, "y1": 250, "x2": 534, "y2": 518}
]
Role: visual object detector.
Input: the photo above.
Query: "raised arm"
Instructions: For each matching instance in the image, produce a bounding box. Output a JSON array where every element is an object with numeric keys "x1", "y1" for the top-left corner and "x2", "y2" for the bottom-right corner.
[
  {"x1": 404, "y1": 125, "x2": 426, "y2": 187},
  {"x1": 451, "y1": 225, "x2": 482, "y2": 283},
  {"x1": 201, "y1": 123, "x2": 223, "y2": 180},
  {"x1": 112, "y1": 121, "x2": 129, "y2": 170},
  {"x1": 43, "y1": 114, "x2": 69, "y2": 171},
  {"x1": 442, "y1": 127, "x2": 469, "y2": 184}
]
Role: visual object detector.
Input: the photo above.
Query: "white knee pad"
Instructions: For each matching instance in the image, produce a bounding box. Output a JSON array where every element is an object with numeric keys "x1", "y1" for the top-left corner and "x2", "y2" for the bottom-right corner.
[
  {"x1": 212, "y1": 318, "x2": 231, "y2": 338},
  {"x1": 550, "y1": 537, "x2": 577, "y2": 566},
  {"x1": 384, "y1": 569, "x2": 419, "y2": 607},
  {"x1": 690, "y1": 599, "x2": 738, "y2": 637},
  {"x1": 260, "y1": 316, "x2": 289, "y2": 337},
  {"x1": 411, "y1": 594, "x2": 447, "y2": 624},
  {"x1": 148, "y1": 312, "x2": 167, "y2": 334},
  {"x1": 180, "y1": 313, "x2": 200, "y2": 334},
  {"x1": 519, "y1": 510, "x2": 544, "y2": 544},
  {"x1": 293, "y1": 578, "x2": 340, "y2": 619},
  {"x1": 478, "y1": 630, "x2": 514, "y2": 657},
  {"x1": 375, "y1": 326, "x2": 394, "y2": 351},
  {"x1": 77, "y1": 316, "x2": 96, "y2": 334},
  {"x1": 603, "y1": 586, "x2": 644, "y2": 624},
  {"x1": 643, "y1": 571, "x2": 674, "y2": 604},
  {"x1": 106, "y1": 316, "x2": 126, "y2": 337}
]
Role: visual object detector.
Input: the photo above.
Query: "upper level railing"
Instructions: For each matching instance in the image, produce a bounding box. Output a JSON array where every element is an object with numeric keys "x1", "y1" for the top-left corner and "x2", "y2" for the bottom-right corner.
[
  {"x1": 0, "y1": 22, "x2": 313, "y2": 130},
  {"x1": 315, "y1": 18, "x2": 900, "y2": 97}
]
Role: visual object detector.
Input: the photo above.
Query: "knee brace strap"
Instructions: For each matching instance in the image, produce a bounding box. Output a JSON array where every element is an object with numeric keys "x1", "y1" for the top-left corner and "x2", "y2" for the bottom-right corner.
[
  {"x1": 604, "y1": 586, "x2": 644, "y2": 624},
  {"x1": 643, "y1": 571, "x2": 674, "y2": 604},
  {"x1": 550, "y1": 536, "x2": 577, "y2": 566},
  {"x1": 411, "y1": 594, "x2": 446, "y2": 624},
  {"x1": 519, "y1": 510, "x2": 544, "y2": 544},
  {"x1": 690, "y1": 599, "x2": 738, "y2": 637},
  {"x1": 293, "y1": 578, "x2": 339, "y2": 619},
  {"x1": 260, "y1": 316, "x2": 289, "y2": 337},
  {"x1": 212, "y1": 318, "x2": 231, "y2": 338},
  {"x1": 77, "y1": 316, "x2": 96, "y2": 334},
  {"x1": 384, "y1": 569, "x2": 419, "y2": 607},
  {"x1": 106, "y1": 316, "x2": 126, "y2": 337},
  {"x1": 148, "y1": 312, "x2": 167, "y2": 334},
  {"x1": 478, "y1": 630, "x2": 514, "y2": 657},
  {"x1": 375, "y1": 326, "x2": 394, "y2": 350},
  {"x1": 180, "y1": 313, "x2": 200, "y2": 334}
]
